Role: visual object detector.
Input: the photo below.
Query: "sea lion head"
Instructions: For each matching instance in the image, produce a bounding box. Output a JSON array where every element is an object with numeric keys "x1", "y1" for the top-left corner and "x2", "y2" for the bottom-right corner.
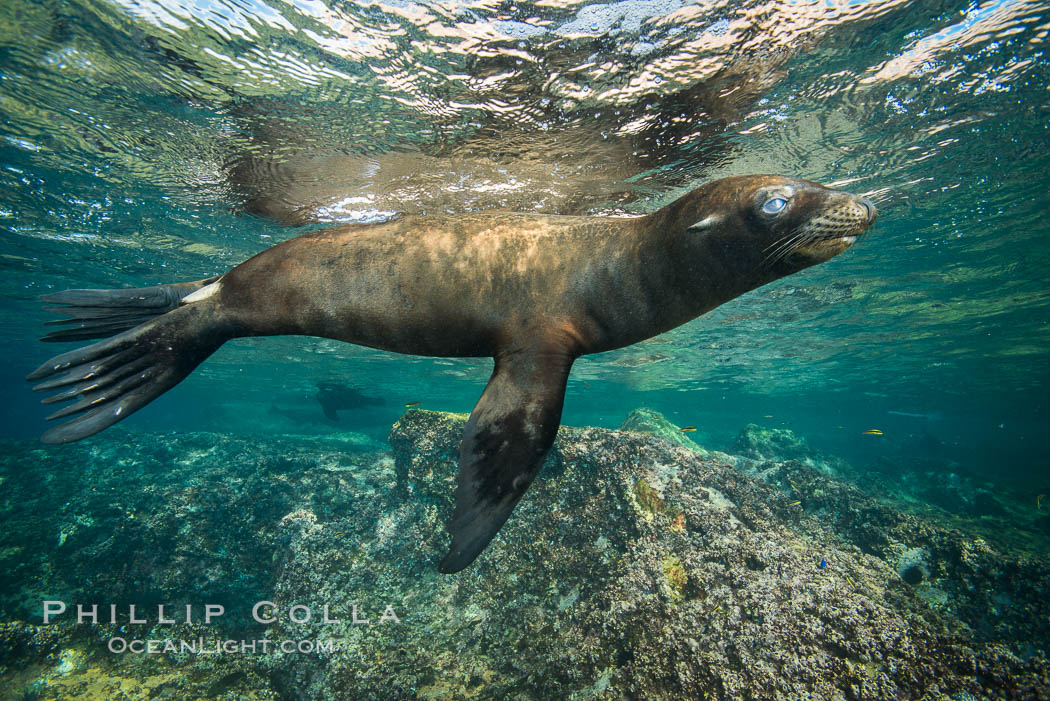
[{"x1": 689, "y1": 175, "x2": 877, "y2": 273}]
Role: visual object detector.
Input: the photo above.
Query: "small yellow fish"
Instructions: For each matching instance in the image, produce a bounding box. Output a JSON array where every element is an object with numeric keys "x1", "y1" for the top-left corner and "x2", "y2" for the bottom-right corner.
[
  {"x1": 582, "y1": 381, "x2": 591, "y2": 388},
  {"x1": 679, "y1": 426, "x2": 697, "y2": 432},
  {"x1": 787, "y1": 500, "x2": 801, "y2": 506},
  {"x1": 763, "y1": 415, "x2": 773, "y2": 419},
  {"x1": 779, "y1": 421, "x2": 792, "y2": 425},
  {"x1": 404, "y1": 401, "x2": 421, "y2": 408},
  {"x1": 845, "y1": 574, "x2": 856, "y2": 589},
  {"x1": 862, "y1": 429, "x2": 884, "y2": 436},
  {"x1": 1038, "y1": 494, "x2": 1046, "y2": 511},
  {"x1": 669, "y1": 513, "x2": 686, "y2": 532}
]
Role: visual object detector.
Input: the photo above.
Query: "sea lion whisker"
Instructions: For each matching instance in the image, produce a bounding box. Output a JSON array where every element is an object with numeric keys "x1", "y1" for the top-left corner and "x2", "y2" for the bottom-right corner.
[
  {"x1": 762, "y1": 229, "x2": 810, "y2": 267},
  {"x1": 762, "y1": 241, "x2": 798, "y2": 267},
  {"x1": 763, "y1": 229, "x2": 805, "y2": 258},
  {"x1": 762, "y1": 228, "x2": 804, "y2": 253},
  {"x1": 768, "y1": 230, "x2": 825, "y2": 267}
]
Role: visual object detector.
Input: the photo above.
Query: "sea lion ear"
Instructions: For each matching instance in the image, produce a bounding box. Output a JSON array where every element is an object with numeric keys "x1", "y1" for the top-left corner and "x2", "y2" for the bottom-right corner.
[
  {"x1": 686, "y1": 213, "x2": 723, "y2": 232},
  {"x1": 439, "y1": 344, "x2": 575, "y2": 573}
]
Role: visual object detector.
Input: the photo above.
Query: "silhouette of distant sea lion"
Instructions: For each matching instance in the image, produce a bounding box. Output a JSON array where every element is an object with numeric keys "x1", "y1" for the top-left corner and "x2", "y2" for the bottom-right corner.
[
  {"x1": 316, "y1": 381, "x2": 384, "y2": 421},
  {"x1": 28, "y1": 174, "x2": 875, "y2": 572}
]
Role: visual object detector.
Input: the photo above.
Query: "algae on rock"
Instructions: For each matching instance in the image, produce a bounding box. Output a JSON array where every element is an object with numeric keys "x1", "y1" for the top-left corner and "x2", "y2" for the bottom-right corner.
[{"x1": 0, "y1": 411, "x2": 1047, "y2": 700}]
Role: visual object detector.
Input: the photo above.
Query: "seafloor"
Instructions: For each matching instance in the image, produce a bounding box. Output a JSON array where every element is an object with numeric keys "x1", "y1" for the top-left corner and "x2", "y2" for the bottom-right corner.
[{"x1": 0, "y1": 410, "x2": 1047, "y2": 699}]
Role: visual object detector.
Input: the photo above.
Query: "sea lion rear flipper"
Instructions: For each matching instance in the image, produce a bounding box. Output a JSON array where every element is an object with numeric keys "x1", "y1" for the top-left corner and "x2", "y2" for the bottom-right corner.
[
  {"x1": 39, "y1": 276, "x2": 221, "y2": 342},
  {"x1": 27, "y1": 303, "x2": 224, "y2": 443},
  {"x1": 439, "y1": 345, "x2": 575, "y2": 574}
]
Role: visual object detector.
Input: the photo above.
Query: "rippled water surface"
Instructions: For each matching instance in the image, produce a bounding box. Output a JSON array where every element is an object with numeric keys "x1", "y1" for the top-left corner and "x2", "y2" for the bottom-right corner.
[{"x1": 1, "y1": 0, "x2": 1048, "y2": 482}]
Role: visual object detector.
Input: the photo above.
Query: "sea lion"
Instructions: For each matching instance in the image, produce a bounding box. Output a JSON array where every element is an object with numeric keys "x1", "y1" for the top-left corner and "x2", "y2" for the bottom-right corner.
[
  {"x1": 315, "y1": 382, "x2": 385, "y2": 421},
  {"x1": 27, "y1": 174, "x2": 876, "y2": 573}
]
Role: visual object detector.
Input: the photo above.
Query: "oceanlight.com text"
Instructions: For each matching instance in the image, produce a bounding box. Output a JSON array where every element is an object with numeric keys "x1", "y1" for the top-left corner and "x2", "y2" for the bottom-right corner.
[{"x1": 107, "y1": 637, "x2": 336, "y2": 655}]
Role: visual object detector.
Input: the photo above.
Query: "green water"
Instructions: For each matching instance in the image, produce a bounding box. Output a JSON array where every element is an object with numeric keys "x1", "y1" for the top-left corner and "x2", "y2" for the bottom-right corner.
[
  {"x1": 1, "y1": 2, "x2": 1048, "y2": 486},
  {"x1": 2, "y1": 2, "x2": 1050, "y2": 698}
]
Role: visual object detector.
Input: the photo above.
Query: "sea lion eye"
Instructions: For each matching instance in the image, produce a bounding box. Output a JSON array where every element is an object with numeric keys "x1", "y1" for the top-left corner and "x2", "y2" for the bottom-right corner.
[{"x1": 762, "y1": 197, "x2": 788, "y2": 214}]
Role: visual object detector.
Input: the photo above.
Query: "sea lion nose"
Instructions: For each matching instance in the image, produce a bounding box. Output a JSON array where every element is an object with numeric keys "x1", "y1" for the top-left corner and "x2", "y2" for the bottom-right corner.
[{"x1": 859, "y1": 198, "x2": 877, "y2": 225}]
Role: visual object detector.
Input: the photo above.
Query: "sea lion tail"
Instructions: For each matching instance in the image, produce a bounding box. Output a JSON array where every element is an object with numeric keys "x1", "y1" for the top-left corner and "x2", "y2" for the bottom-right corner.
[
  {"x1": 26, "y1": 303, "x2": 224, "y2": 443},
  {"x1": 37, "y1": 276, "x2": 221, "y2": 342}
]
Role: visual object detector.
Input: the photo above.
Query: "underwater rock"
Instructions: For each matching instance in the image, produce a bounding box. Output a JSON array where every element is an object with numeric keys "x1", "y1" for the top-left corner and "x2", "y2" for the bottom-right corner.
[
  {"x1": 618, "y1": 407, "x2": 709, "y2": 455},
  {"x1": 756, "y1": 458, "x2": 1050, "y2": 649},
  {"x1": 894, "y1": 547, "x2": 931, "y2": 585},
  {"x1": 730, "y1": 422, "x2": 815, "y2": 461},
  {"x1": 0, "y1": 429, "x2": 385, "y2": 625},
  {"x1": 0, "y1": 429, "x2": 385, "y2": 699},
  {"x1": 0, "y1": 620, "x2": 63, "y2": 669},
  {"x1": 916, "y1": 471, "x2": 1011, "y2": 517},
  {"x1": 263, "y1": 411, "x2": 1048, "y2": 699},
  {"x1": 1, "y1": 415, "x2": 1047, "y2": 699}
]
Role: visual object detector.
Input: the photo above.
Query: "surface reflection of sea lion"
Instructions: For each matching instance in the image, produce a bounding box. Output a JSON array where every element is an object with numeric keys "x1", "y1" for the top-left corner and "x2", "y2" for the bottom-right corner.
[
  {"x1": 28, "y1": 174, "x2": 876, "y2": 572},
  {"x1": 315, "y1": 381, "x2": 385, "y2": 421}
]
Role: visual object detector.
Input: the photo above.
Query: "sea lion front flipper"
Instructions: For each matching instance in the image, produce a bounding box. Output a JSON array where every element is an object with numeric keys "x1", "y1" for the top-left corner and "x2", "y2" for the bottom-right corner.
[
  {"x1": 439, "y1": 345, "x2": 576, "y2": 574},
  {"x1": 320, "y1": 401, "x2": 339, "y2": 421}
]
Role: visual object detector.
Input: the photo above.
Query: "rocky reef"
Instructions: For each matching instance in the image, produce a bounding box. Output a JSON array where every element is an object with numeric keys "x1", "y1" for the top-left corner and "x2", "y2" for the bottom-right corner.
[{"x1": 0, "y1": 411, "x2": 1047, "y2": 699}]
